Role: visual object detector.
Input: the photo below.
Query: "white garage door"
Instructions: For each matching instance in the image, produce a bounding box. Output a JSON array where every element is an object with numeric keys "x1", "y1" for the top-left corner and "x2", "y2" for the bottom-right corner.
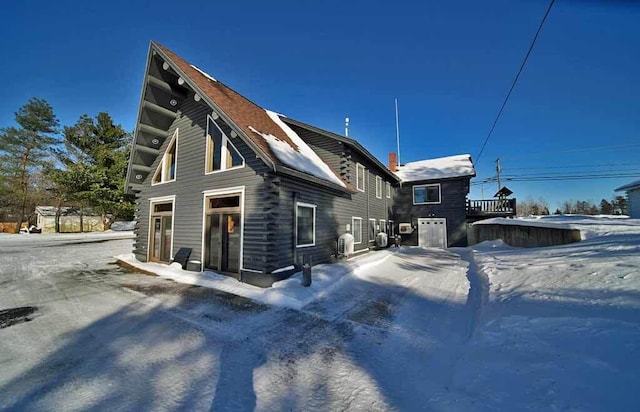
[{"x1": 418, "y1": 218, "x2": 447, "y2": 248}]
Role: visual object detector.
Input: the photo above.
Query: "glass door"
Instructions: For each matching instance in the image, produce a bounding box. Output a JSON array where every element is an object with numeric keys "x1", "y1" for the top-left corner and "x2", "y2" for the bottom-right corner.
[
  {"x1": 207, "y1": 214, "x2": 221, "y2": 270},
  {"x1": 204, "y1": 194, "x2": 241, "y2": 275},
  {"x1": 149, "y1": 201, "x2": 173, "y2": 263},
  {"x1": 221, "y1": 213, "x2": 240, "y2": 273}
]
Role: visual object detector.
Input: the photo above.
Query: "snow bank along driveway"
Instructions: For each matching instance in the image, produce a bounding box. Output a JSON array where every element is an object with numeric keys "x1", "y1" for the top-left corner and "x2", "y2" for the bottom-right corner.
[{"x1": 1, "y1": 217, "x2": 639, "y2": 411}]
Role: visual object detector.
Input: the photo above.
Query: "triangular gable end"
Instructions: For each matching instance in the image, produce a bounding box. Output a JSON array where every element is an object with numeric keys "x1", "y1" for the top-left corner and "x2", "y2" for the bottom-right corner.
[{"x1": 126, "y1": 41, "x2": 349, "y2": 194}]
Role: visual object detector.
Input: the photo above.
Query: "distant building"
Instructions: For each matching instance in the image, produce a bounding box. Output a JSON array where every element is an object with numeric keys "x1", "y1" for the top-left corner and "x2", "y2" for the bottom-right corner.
[
  {"x1": 35, "y1": 206, "x2": 104, "y2": 233},
  {"x1": 615, "y1": 180, "x2": 640, "y2": 218}
]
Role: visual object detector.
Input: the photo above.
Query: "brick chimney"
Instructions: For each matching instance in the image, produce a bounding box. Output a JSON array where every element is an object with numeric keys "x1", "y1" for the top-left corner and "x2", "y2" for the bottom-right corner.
[{"x1": 388, "y1": 152, "x2": 397, "y2": 172}]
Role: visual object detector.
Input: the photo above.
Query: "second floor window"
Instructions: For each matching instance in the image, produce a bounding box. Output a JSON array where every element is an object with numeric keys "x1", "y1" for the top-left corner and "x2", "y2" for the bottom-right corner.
[
  {"x1": 375, "y1": 176, "x2": 382, "y2": 198},
  {"x1": 152, "y1": 129, "x2": 178, "y2": 185},
  {"x1": 206, "y1": 115, "x2": 244, "y2": 173},
  {"x1": 413, "y1": 184, "x2": 441, "y2": 204},
  {"x1": 356, "y1": 163, "x2": 365, "y2": 192}
]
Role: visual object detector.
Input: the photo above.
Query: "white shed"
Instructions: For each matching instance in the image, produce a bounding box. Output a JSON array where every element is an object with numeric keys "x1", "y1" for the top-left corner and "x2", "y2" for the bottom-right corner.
[{"x1": 615, "y1": 180, "x2": 640, "y2": 218}]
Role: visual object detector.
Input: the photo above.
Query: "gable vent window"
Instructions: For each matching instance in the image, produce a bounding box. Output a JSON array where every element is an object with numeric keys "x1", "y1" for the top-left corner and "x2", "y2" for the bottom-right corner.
[
  {"x1": 356, "y1": 163, "x2": 365, "y2": 192},
  {"x1": 296, "y1": 202, "x2": 316, "y2": 248},
  {"x1": 413, "y1": 184, "x2": 441, "y2": 204},
  {"x1": 152, "y1": 129, "x2": 178, "y2": 185},
  {"x1": 206, "y1": 115, "x2": 244, "y2": 173}
]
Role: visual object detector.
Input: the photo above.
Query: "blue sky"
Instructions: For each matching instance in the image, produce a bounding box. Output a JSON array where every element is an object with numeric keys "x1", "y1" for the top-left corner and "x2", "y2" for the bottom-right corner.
[{"x1": 2, "y1": 0, "x2": 639, "y2": 209}]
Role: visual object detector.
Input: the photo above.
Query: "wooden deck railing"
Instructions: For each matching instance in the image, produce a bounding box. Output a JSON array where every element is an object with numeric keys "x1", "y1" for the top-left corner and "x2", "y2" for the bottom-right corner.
[{"x1": 466, "y1": 198, "x2": 517, "y2": 217}]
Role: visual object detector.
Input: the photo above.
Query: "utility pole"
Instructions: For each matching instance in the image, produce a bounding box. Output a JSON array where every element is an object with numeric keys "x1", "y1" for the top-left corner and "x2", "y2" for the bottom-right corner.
[{"x1": 496, "y1": 158, "x2": 502, "y2": 193}]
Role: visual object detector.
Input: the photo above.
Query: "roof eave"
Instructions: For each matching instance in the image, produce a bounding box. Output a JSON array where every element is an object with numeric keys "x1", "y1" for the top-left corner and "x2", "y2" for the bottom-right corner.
[{"x1": 125, "y1": 42, "x2": 156, "y2": 194}]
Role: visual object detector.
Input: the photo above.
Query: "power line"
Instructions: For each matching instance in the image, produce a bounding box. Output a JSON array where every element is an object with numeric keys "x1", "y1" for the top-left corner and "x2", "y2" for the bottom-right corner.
[
  {"x1": 506, "y1": 161, "x2": 640, "y2": 171},
  {"x1": 500, "y1": 143, "x2": 640, "y2": 161},
  {"x1": 476, "y1": 0, "x2": 556, "y2": 163},
  {"x1": 471, "y1": 172, "x2": 640, "y2": 185}
]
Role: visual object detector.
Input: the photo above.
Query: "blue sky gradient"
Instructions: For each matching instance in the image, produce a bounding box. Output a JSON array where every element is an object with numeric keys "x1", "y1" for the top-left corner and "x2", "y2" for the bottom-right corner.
[{"x1": 2, "y1": 0, "x2": 638, "y2": 209}]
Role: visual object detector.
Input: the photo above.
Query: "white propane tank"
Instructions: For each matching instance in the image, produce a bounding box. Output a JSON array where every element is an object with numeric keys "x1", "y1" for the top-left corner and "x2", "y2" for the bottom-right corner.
[
  {"x1": 375, "y1": 232, "x2": 388, "y2": 248},
  {"x1": 338, "y1": 233, "x2": 355, "y2": 257}
]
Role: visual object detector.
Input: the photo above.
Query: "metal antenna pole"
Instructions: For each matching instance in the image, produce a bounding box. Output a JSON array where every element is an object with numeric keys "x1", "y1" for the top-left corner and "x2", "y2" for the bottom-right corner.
[{"x1": 395, "y1": 99, "x2": 400, "y2": 165}]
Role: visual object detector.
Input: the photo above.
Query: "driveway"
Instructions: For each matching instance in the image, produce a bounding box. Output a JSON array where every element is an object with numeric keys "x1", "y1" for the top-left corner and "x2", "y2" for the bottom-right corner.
[{"x1": 0, "y1": 235, "x2": 478, "y2": 411}]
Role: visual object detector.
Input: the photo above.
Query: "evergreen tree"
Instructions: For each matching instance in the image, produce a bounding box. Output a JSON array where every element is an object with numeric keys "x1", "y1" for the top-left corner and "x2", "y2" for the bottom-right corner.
[
  {"x1": 612, "y1": 195, "x2": 628, "y2": 215},
  {"x1": 600, "y1": 199, "x2": 614, "y2": 215},
  {"x1": 0, "y1": 98, "x2": 60, "y2": 232},
  {"x1": 49, "y1": 112, "x2": 134, "y2": 229}
]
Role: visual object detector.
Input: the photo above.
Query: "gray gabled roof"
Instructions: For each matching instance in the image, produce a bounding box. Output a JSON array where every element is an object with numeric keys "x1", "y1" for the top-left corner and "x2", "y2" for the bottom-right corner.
[
  {"x1": 282, "y1": 117, "x2": 400, "y2": 183},
  {"x1": 615, "y1": 179, "x2": 640, "y2": 192}
]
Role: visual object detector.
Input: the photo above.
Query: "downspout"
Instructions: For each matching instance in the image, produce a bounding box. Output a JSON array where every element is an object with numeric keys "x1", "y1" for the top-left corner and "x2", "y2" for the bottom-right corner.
[
  {"x1": 293, "y1": 191, "x2": 298, "y2": 266},
  {"x1": 367, "y1": 171, "x2": 370, "y2": 246}
]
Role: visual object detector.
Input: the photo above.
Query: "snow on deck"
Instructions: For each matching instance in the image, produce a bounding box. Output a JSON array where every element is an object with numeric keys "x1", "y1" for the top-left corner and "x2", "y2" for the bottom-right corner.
[
  {"x1": 394, "y1": 154, "x2": 475, "y2": 182},
  {"x1": 248, "y1": 110, "x2": 346, "y2": 187}
]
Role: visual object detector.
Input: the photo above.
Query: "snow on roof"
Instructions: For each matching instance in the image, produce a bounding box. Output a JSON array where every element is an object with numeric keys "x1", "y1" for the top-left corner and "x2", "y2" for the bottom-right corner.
[
  {"x1": 248, "y1": 110, "x2": 346, "y2": 188},
  {"x1": 394, "y1": 154, "x2": 475, "y2": 182},
  {"x1": 615, "y1": 179, "x2": 640, "y2": 192},
  {"x1": 189, "y1": 65, "x2": 217, "y2": 82}
]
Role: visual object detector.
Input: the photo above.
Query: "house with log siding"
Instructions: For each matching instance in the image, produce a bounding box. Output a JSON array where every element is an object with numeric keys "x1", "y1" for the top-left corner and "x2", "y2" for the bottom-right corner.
[{"x1": 125, "y1": 41, "x2": 484, "y2": 287}]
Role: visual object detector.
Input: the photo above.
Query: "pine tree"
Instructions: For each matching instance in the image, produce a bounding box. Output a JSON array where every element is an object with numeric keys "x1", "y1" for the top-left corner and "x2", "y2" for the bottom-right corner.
[
  {"x1": 0, "y1": 98, "x2": 60, "y2": 232},
  {"x1": 49, "y1": 112, "x2": 134, "y2": 230},
  {"x1": 600, "y1": 199, "x2": 614, "y2": 215},
  {"x1": 612, "y1": 195, "x2": 628, "y2": 215}
]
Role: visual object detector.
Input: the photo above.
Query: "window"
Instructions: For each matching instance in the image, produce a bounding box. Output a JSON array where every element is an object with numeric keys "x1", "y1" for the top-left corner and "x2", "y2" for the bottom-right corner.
[
  {"x1": 369, "y1": 218, "x2": 376, "y2": 242},
  {"x1": 296, "y1": 202, "x2": 316, "y2": 247},
  {"x1": 379, "y1": 219, "x2": 386, "y2": 233},
  {"x1": 413, "y1": 184, "x2": 441, "y2": 204},
  {"x1": 356, "y1": 163, "x2": 365, "y2": 192},
  {"x1": 389, "y1": 220, "x2": 395, "y2": 236},
  {"x1": 152, "y1": 129, "x2": 178, "y2": 185},
  {"x1": 206, "y1": 115, "x2": 244, "y2": 173},
  {"x1": 375, "y1": 176, "x2": 382, "y2": 199},
  {"x1": 386, "y1": 182, "x2": 391, "y2": 198},
  {"x1": 352, "y1": 217, "x2": 362, "y2": 244}
]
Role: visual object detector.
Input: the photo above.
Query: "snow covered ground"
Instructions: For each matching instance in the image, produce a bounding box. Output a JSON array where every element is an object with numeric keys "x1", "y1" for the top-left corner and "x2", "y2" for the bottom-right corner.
[{"x1": 1, "y1": 217, "x2": 638, "y2": 411}]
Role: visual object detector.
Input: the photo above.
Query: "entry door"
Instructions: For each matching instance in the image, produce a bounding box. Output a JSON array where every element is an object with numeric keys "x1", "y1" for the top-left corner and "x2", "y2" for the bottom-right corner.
[
  {"x1": 206, "y1": 213, "x2": 241, "y2": 273},
  {"x1": 150, "y1": 216, "x2": 173, "y2": 262},
  {"x1": 418, "y1": 218, "x2": 447, "y2": 248}
]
